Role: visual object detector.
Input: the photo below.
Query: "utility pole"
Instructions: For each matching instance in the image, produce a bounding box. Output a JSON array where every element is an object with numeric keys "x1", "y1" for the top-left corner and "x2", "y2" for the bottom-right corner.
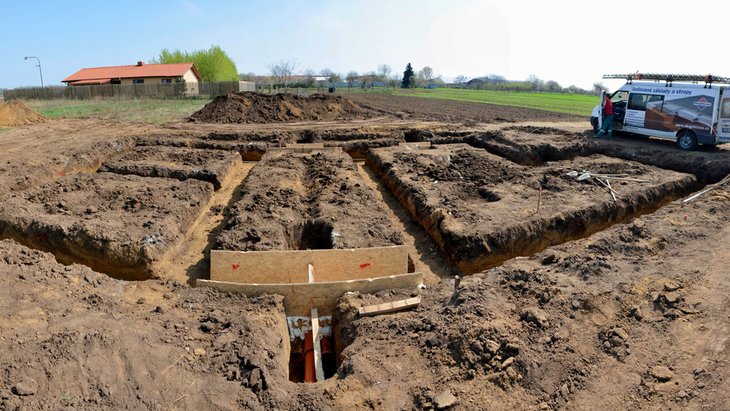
[{"x1": 24, "y1": 56, "x2": 44, "y2": 88}]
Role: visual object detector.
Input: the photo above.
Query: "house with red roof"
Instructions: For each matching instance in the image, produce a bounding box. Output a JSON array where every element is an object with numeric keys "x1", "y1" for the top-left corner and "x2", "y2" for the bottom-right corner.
[{"x1": 63, "y1": 61, "x2": 202, "y2": 94}]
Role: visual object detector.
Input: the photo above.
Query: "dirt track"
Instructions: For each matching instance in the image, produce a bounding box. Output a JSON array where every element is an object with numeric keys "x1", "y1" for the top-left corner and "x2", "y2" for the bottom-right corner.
[{"x1": 1, "y1": 93, "x2": 730, "y2": 410}]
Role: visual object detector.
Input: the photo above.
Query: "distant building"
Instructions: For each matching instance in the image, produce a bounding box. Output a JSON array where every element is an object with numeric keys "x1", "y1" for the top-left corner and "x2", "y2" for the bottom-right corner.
[{"x1": 62, "y1": 61, "x2": 202, "y2": 95}]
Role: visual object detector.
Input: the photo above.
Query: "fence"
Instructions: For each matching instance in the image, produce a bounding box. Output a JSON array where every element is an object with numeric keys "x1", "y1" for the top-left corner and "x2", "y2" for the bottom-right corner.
[{"x1": 2, "y1": 81, "x2": 256, "y2": 101}]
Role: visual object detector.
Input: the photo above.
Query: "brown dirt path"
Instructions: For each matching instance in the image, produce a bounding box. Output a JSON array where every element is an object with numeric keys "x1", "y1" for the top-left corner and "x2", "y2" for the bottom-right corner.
[
  {"x1": 159, "y1": 161, "x2": 255, "y2": 284},
  {"x1": 355, "y1": 161, "x2": 454, "y2": 285}
]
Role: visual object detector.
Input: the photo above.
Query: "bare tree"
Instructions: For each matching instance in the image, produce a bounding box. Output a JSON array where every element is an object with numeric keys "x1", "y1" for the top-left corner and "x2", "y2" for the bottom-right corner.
[
  {"x1": 377, "y1": 64, "x2": 392, "y2": 85},
  {"x1": 239, "y1": 72, "x2": 257, "y2": 81},
  {"x1": 302, "y1": 68, "x2": 317, "y2": 88},
  {"x1": 419, "y1": 66, "x2": 434, "y2": 84},
  {"x1": 487, "y1": 74, "x2": 506, "y2": 83},
  {"x1": 329, "y1": 72, "x2": 341, "y2": 87},
  {"x1": 365, "y1": 71, "x2": 378, "y2": 89},
  {"x1": 346, "y1": 71, "x2": 359, "y2": 90},
  {"x1": 389, "y1": 72, "x2": 401, "y2": 89},
  {"x1": 267, "y1": 59, "x2": 299, "y2": 92},
  {"x1": 453, "y1": 74, "x2": 467, "y2": 86},
  {"x1": 593, "y1": 82, "x2": 607, "y2": 95}
]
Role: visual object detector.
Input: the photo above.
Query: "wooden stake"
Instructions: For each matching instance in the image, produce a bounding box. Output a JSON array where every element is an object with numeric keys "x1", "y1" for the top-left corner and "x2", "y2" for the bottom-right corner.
[
  {"x1": 310, "y1": 308, "x2": 325, "y2": 382},
  {"x1": 605, "y1": 179, "x2": 617, "y2": 202},
  {"x1": 595, "y1": 178, "x2": 617, "y2": 202},
  {"x1": 358, "y1": 296, "x2": 422, "y2": 317}
]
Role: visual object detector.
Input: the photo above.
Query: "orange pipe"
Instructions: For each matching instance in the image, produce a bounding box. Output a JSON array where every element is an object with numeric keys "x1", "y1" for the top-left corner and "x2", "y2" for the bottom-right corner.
[
  {"x1": 320, "y1": 336, "x2": 333, "y2": 355},
  {"x1": 303, "y1": 331, "x2": 316, "y2": 383}
]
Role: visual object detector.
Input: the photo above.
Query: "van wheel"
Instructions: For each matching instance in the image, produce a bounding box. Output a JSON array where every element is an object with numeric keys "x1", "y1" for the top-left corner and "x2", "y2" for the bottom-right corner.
[
  {"x1": 590, "y1": 117, "x2": 599, "y2": 133},
  {"x1": 676, "y1": 130, "x2": 697, "y2": 151}
]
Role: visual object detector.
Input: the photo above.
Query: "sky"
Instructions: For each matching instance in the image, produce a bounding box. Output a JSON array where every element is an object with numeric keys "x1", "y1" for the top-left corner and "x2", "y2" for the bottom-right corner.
[{"x1": 2, "y1": 0, "x2": 729, "y2": 91}]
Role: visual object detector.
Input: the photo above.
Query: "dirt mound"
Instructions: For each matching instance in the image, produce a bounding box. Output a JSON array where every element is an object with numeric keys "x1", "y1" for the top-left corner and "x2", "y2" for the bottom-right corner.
[
  {"x1": 0, "y1": 101, "x2": 45, "y2": 127},
  {"x1": 188, "y1": 92, "x2": 373, "y2": 124}
]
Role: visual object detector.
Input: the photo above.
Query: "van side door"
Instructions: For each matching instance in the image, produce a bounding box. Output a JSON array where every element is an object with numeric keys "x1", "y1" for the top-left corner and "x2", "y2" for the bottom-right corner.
[{"x1": 718, "y1": 91, "x2": 730, "y2": 142}]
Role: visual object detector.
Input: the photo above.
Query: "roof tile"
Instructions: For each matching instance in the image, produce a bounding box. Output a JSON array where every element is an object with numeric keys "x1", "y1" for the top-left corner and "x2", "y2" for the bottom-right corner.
[{"x1": 63, "y1": 63, "x2": 199, "y2": 83}]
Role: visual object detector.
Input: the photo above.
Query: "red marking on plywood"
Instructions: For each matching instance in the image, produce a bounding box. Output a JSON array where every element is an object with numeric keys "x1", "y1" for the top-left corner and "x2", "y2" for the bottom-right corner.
[
  {"x1": 359, "y1": 263, "x2": 371, "y2": 269},
  {"x1": 232, "y1": 263, "x2": 240, "y2": 270}
]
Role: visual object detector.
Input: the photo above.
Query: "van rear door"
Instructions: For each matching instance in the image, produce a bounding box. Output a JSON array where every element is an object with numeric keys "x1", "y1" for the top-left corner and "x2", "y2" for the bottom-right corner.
[{"x1": 718, "y1": 93, "x2": 730, "y2": 142}]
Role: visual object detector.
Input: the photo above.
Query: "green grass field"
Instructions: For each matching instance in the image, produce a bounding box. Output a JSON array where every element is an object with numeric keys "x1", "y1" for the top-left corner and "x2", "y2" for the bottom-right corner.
[
  {"x1": 19, "y1": 88, "x2": 595, "y2": 125},
  {"x1": 26, "y1": 98, "x2": 212, "y2": 124},
  {"x1": 393, "y1": 88, "x2": 597, "y2": 116}
]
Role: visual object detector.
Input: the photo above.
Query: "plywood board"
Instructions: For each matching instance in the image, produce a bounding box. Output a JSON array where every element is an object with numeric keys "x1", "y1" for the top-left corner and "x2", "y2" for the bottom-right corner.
[
  {"x1": 196, "y1": 272, "x2": 423, "y2": 316},
  {"x1": 210, "y1": 246, "x2": 409, "y2": 284},
  {"x1": 358, "y1": 296, "x2": 421, "y2": 317}
]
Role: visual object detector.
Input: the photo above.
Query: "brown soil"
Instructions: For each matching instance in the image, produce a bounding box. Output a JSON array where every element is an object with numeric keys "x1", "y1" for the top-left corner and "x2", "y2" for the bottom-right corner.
[
  {"x1": 188, "y1": 92, "x2": 375, "y2": 124},
  {"x1": 0, "y1": 101, "x2": 45, "y2": 126},
  {"x1": 2, "y1": 97, "x2": 730, "y2": 410},
  {"x1": 216, "y1": 149, "x2": 403, "y2": 251},
  {"x1": 428, "y1": 126, "x2": 596, "y2": 166},
  {"x1": 367, "y1": 144, "x2": 697, "y2": 273},
  {"x1": 0, "y1": 119, "x2": 137, "y2": 194},
  {"x1": 0, "y1": 173, "x2": 212, "y2": 279},
  {"x1": 99, "y1": 146, "x2": 240, "y2": 190},
  {"x1": 347, "y1": 92, "x2": 583, "y2": 124}
]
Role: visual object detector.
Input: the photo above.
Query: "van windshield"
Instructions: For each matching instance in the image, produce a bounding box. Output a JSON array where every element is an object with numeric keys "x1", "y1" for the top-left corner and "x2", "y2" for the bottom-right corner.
[{"x1": 611, "y1": 91, "x2": 628, "y2": 103}]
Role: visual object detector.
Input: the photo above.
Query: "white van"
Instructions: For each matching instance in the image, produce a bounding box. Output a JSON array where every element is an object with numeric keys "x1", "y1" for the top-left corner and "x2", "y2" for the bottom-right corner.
[{"x1": 590, "y1": 74, "x2": 730, "y2": 150}]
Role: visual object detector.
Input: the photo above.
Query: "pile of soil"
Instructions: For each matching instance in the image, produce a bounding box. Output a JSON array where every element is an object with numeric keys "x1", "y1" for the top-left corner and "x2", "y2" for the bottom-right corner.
[
  {"x1": 188, "y1": 92, "x2": 374, "y2": 124},
  {"x1": 0, "y1": 101, "x2": 45, "y2": 127}
]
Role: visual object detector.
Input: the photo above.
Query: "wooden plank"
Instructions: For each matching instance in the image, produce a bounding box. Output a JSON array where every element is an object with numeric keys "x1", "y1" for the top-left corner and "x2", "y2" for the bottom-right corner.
[
  {"x1": 358, "y1": 296, "x2": 422, "y2": 317},
  {"x1": 311, "y1": 308, "x2": 325, "y2": 382},
  {"x1": 266, "y1": 145, "x2": 341, "y2": 155},
  {"x1": 210, "y1": 246, "x2": 409, "y2": 284},
  {"x1": 196, "y1": 272, "x2": 423, "y2": 316}
]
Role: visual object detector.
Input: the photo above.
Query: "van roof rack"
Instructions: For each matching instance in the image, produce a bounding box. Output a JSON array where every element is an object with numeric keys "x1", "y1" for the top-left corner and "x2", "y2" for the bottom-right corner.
[{"x1": 603, "y1": 73, "x2": 730, "y2": 87}]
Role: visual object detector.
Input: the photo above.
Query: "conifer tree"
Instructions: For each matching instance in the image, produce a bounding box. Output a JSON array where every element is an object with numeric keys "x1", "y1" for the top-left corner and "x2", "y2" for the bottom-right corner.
[{"x1": 401, "y1": 63, "x2": 415, "y2": 88}]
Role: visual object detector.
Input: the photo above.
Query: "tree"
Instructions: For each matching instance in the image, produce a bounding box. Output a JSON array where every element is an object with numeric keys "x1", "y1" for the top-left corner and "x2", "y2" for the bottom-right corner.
[
  {"x1": 302, "y1": 68, "x2": 317, "y2": 88},
  {"x1": 377, "y1": 64, "x2": 392, "y2": 84},
  {"x1": 239, "y1": 72, "x2": 256, "y2": 81},
  {"x1": 401, "y1": 63, "x2": 415, "y2": 88},
  {"x1": 546, "y1": 80, "x2": 562, "y2": 92},
  {"x1": 389, "y1": 72, "x2": 401, "y2": 89},
  {"x1": 362, "y1": 71, "x2": 377, "y2": 89},
  {"x1": 593, "y1": 82, "x2": 607, "y2": 95},
  {"x1": 486, "y1": 74, "x2": 506, "y2": 83},
  {"x1": 453, "y1": 75, "x2": 467, "y2": 86},
  {"x1": 320, "y1": 68, "x2": 340, "y2": 87},
  {"x1": 346, "y1": 71, "x2": 359, "y2": 89},
  {"x1": 152, "y1": 45, "x2": 238, "y2": 81},
  {"x1": 419, "y1": 66, "x2": 434, "y2": 84},
  {"x1": 329, "y1": 72, "x2": 341, "y2": 86},
  {"x1": 267, "y1": 59, "x2": 299, "y2": 92}
]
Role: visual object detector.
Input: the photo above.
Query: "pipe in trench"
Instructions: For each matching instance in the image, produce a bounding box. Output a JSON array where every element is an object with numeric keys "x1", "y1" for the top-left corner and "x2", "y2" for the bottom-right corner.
[{"x1": 304, "y1": 331, "x2": 316, "y2": 383}]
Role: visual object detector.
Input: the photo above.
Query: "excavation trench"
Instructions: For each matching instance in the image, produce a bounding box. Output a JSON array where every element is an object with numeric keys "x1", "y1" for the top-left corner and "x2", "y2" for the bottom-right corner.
[
  {"x1": 366, "y1": 143, "x2": 700, "y2": 274},
  {"x1": 209, "y1": 148, "x2": 415, "y2": 383}
]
